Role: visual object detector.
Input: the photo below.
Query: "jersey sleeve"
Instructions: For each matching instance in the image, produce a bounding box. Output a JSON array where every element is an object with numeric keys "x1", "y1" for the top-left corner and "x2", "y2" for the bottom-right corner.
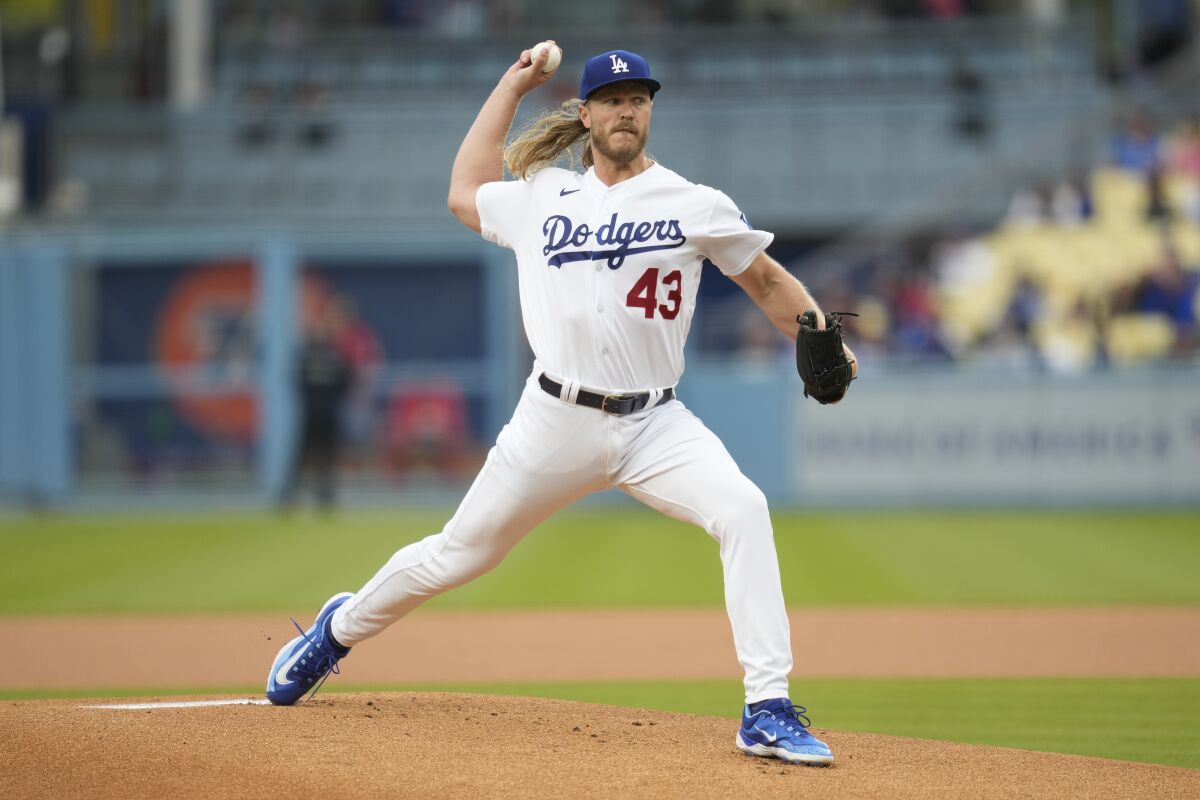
[
  {"x1": 476, "y1": 179, "x2": 533, "y2": 250},
  {"x1": 699, "y1": 190, "x2": 774, "y2": 277}
]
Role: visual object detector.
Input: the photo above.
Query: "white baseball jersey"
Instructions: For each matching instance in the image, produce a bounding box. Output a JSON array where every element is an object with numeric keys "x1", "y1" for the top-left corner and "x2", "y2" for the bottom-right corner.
[
  {"x1": 332, "y1": 166, "x2": 795, "y2": 707},
  {"x1": 476, "y1": 162, "x2": 773, "y2": 393}
]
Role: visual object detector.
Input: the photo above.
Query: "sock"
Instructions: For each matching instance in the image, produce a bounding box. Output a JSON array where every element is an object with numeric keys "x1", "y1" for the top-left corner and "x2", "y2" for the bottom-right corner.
[
  {"x1": 749, "y1": 698, "x2": 785, "y2": 714},
  {"x1": 324, "y1": 615, "x2": 350, "y2": 654}
]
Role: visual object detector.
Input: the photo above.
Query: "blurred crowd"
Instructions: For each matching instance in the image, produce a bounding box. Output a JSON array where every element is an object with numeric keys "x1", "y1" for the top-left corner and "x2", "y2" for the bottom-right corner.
[{"x1": 739, "y1": 113, "x2": 1200, "y2": 372}]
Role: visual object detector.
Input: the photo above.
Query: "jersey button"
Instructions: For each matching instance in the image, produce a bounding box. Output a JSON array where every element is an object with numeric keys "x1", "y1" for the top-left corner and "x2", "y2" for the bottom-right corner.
[
  {"x1": 597, "y1": 305, "x2": 604, "y2": 313},
  {"x1": 594, "y1": 264, "x2": 602, "y2": 272}
]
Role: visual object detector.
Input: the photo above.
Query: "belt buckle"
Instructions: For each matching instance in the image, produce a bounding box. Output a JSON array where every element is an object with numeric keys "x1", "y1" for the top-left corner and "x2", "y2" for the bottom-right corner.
[{"x1": 601, "y1": 393, "x2": 625, "y2": 414}]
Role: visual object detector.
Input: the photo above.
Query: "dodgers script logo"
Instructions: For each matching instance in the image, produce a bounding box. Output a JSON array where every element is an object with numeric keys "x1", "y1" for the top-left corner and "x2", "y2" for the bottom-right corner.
[{"x1": 542, "y1": 213, "x2": 686, "y2": 269}]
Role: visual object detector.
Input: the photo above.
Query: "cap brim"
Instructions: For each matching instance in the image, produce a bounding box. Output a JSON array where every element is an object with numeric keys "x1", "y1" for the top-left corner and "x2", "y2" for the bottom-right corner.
[{"x1": 582, "y1": 77, "x2": 661, "y2": 100}]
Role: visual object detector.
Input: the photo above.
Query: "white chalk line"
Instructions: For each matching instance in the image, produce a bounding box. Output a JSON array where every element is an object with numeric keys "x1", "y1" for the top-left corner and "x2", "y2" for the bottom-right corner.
[{"x1": 82, "y1": 698, "x2": 273, "y2": 710}]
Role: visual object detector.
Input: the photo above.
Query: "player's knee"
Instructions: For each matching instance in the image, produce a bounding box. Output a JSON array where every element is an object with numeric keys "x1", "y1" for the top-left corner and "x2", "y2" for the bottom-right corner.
[
  {"x1": 711, "y1": 479, "x2": 771, "y2": 539},
  {"x1": 457, "y1": 549, "x2": 508, "y2": 584},
  {"x1": 409, "y1": 527, "x2": 510, "y2": 591}
]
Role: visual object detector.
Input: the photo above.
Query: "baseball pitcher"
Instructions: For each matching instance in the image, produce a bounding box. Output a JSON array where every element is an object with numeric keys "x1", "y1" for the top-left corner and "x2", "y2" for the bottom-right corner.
[{"x1": 266, "y1": 44, "x2": 856, "y2": 767}]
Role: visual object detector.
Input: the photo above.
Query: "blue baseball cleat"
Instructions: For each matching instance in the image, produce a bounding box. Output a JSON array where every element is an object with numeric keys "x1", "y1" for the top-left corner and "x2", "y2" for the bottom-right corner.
[
  {"x1": 736, "y1": 698, "x2": 834, "y2": 766},
  {"x1": 266, "y1": 592, "x2": 354, "y2": 706}
]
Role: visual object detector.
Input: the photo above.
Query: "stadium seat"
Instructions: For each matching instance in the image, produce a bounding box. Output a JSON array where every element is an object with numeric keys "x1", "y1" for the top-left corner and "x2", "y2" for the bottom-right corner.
[{"x1": 1104, "y1": 314, "x2": 1175, "y2": 363}]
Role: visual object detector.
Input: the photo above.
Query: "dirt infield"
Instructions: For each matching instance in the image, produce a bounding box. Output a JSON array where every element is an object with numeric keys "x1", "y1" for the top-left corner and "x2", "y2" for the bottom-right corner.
[
  {"x1": 4, "y1": 693, "x2": 1198, "y2": 800},
  {"x1": 4, "y1": 606, "x2": 1200, "y2": 690},
  {"x1": 5, "y1": 608, "x2": 1199, "y2": 798}
]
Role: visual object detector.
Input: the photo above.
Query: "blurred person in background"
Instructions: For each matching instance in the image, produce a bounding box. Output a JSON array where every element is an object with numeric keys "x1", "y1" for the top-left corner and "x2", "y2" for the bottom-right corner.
[
  {"x1": 1145, "y1": 162, "x2": 1174, "y2": 221},
  {"x1": 1167, "y1": 118, "x2": 1200, "y2": 222},
  {"x1": 982, "y1": 274, "x2": 1045, "y2": 369},
  {"x1": 1112, "y1": 113, "x2": 1161, "y2": 175},
  {"x1": 1121, "y1": 247, "x2": 1200, "y2": 355},
  {"x1": 329, "y1": 296, "x2": 384, "y2": 472},
  {"x1": 278, "y1": 307, "x2": 354, "y2": 512},
  {"x1": 886, "y1": 261, "x2": 952, "y2": 360}
]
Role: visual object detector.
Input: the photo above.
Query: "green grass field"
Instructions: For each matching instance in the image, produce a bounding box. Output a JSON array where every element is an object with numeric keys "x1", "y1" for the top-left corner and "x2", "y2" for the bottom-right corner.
[
  {"x1": 2, "y1": 508, "x2": 1198, "y2": 769},
  {"x1": 3, "y1": 509, "x2": 1199, "y2": 613}
]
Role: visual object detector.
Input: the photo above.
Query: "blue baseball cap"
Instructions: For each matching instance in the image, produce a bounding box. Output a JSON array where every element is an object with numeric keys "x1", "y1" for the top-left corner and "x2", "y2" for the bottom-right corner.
[{"x1": 579, "y1": 50, "x2": 661, "y2": 101}]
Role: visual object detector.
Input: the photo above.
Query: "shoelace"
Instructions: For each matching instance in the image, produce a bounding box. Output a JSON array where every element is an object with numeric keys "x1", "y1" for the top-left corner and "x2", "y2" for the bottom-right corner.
[
  {"x1": 769, "y1": 700, "x2": 812, "y2": 736},
  {"x1": 288, "y1": 617, "x2": 344, "y2": 703}
]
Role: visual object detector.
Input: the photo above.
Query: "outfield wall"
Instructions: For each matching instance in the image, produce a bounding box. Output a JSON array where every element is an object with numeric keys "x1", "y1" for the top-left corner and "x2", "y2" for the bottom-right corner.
[
  {"x1": 2, "y1": 234, "x2": 1197, "y2": 509},
  {"x1": 680, "y1": 367, "x2": 1200, "y2": 506}
]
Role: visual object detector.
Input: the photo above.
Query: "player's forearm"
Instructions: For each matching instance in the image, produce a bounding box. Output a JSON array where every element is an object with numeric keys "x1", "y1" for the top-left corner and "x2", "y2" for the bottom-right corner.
[
  {"x1": 763, "y1": 278, "x2": 823, "y2": 339},
  {"x1": 733, "y1": 254, "x2": 823, "y2": 339},
  {"x1": 447, "y1": 83, "x2": 524, "y2": 229}
]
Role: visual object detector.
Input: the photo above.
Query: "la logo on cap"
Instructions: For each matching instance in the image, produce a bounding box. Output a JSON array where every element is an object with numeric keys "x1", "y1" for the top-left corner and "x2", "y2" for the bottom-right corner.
[{"x1": 579, "y1": 49, "x2": 660, "y2": 100}]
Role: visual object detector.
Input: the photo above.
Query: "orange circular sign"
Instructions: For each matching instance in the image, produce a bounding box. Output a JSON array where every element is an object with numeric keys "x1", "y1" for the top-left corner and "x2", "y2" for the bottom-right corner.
[{"x1": 154, "y1": 260, "x2": 337, "y2": 443}]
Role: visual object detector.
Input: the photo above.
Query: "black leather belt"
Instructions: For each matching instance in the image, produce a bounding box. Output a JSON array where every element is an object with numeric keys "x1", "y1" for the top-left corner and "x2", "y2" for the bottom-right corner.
[{"x1": 538, "y1": 373, "x2": 674, "y2": 416}]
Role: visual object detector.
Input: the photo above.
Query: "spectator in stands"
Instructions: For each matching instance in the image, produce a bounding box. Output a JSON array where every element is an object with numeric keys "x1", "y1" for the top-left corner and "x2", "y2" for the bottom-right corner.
[
  {"x1": 1128, "y1": 248, "x2": 1200, "y2": 354},
  {"x1": 1006, "y1": 274, "x2": 1044, "y2": 341},
  {"x1": 1145, "y1": 163, "x2": 1173, "y2": 221},
  {"x1": 1169, "y1": 118, "x2": 1200, "y2": 175},
  {"x1": 887, "y1": 264, "x2": 952, "y2": 360},
  {"x1": 1111, "y1": 113, "x2": 1161, "y2": 174},
  {"x1": 1167, "y1": 117, "x2": 1200, "y2": 222}
]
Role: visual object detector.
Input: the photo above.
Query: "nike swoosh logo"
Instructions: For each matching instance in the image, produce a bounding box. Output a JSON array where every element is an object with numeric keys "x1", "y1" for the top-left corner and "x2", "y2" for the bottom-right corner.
[
  {"x1": 753, "y1": 723, "x2": 778, "y2": 743},
  {"x1": 560, "y1": 188, "x2": 581, "y2": 196},
  {"x1": 273, "y1": 641, "x2": 308, "y2": 687}
]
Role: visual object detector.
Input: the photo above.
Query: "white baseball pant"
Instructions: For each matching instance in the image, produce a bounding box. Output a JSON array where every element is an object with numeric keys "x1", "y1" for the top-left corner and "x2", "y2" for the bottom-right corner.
[{"x1": 330, "y1": 370, "x2": 793, "y2": 703}]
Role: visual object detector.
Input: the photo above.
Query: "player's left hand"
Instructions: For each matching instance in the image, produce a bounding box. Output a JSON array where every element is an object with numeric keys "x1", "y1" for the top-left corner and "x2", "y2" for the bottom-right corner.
[{"x1": 796, "y1": 311, "x2": 857, "y2": 404}]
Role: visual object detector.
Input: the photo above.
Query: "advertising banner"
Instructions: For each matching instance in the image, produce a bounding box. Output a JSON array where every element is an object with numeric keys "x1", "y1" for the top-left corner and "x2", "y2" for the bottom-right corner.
[{"x1": 795, "y1": 376, "x2": 1200, "y2": 504}]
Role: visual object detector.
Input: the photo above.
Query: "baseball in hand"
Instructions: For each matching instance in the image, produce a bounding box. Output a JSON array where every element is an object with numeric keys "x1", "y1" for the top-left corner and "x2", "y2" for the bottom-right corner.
[{"x1": 531, "y1": 41, "x2": 562, "y2": 74}]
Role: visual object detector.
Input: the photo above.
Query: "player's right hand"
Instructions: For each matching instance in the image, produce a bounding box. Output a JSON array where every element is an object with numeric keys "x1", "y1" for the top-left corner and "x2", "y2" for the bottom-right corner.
[{"x1": 502, "y1": 42, "x2": 557, "y2": 96}]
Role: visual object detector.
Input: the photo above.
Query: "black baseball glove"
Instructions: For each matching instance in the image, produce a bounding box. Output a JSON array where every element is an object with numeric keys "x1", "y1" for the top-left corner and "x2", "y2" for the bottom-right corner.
[{"x1": 796, "y1": 311, "x2": 857, "y2": 404}]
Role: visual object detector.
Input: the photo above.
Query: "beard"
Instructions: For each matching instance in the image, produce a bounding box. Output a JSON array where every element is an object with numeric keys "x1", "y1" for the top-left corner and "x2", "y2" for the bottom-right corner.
[{"x1": 590, "y1": 124, "x2": 649, "y2": 164}]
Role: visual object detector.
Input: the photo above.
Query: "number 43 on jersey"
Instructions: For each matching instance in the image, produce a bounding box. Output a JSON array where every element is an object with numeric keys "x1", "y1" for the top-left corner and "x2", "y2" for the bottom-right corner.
[{"x1": 625, "y1": 267, "x2": 682, "y2": 320}]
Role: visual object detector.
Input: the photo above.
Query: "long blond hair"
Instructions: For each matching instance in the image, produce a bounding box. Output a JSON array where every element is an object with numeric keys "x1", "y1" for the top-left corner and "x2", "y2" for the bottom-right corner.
[{"x1": 504, "y1": 99, "x2": 594, "y2": 179}]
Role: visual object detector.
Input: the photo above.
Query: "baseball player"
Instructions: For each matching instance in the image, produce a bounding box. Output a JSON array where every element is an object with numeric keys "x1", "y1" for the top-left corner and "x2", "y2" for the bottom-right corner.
[{"x1": 267, "y1": 44, "x2": 856, "y2": 767}]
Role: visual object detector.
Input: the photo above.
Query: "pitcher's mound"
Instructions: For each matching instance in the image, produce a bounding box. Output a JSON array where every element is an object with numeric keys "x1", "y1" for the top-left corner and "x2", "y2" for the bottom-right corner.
[{"x1": 3, "y1": 693, "x2": 1196, "y2": 799}]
